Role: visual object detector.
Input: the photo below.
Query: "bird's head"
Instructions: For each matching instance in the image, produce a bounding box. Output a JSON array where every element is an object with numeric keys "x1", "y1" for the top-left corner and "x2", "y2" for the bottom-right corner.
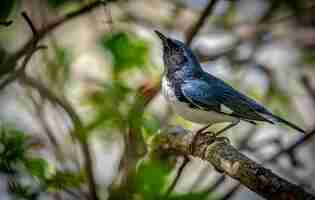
[{"x1": 155, "y1": 30, "x2": 195, "y2": 69}]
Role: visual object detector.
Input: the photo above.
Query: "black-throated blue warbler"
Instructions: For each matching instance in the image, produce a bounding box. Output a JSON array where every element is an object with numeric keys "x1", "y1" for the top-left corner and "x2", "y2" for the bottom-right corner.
[{"x1": 155, "y1": 30, "x2": 305, "y2": 136}]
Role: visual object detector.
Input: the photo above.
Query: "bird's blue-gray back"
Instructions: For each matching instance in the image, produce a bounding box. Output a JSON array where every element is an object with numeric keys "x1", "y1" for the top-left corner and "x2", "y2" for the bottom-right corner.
[{"x1": 181, "y1": 72, "x2": 274, "y2": 122}]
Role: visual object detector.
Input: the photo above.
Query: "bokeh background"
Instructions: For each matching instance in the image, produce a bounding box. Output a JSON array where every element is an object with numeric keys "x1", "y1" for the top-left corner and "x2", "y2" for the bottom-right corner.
[{"x1": 1, "y1": 0, "x2": 315, "y2": 199}]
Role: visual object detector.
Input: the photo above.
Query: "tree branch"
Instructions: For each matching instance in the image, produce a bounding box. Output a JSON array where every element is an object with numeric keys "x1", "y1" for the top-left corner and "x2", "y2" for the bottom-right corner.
[
  {"x1": 0, "y1": 2, "x2": 113, "y2": 199},
  {"x1": 21, "y1": 11, "x2": 38, "y2": 37},
  {"x1": 185, "y1": 0, "x2": 219, "y2": 45},
  {"x1": 265, "y1": 129, "x2": 315, "y2": 163},
  {"x1": 0, "y1": 0, "x2": 107, "y2": 77},
  {"x1": 20, "y1": 75, "x2": 99, "y2": 200},
  {"x1": 0, "y1": 45, "x2": 46, "y2": 90},
  {"x1": 151, "y1": 129, "x2": 315, "y2": 200}
]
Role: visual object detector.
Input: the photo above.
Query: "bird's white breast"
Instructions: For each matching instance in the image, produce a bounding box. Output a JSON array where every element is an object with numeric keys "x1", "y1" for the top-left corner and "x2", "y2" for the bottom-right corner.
[{"x1": 161, "y1": 77, "x2": 236, "y2": 124}]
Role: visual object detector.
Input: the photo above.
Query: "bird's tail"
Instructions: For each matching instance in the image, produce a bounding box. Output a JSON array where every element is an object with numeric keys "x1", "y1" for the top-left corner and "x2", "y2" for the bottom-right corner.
[{"x1": 270, "y1": 114, "x2": 306, "y2": 134}]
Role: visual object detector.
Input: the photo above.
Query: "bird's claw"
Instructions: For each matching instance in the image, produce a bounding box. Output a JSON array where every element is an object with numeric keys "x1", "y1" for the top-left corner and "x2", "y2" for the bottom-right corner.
[
  {"x1": 215, "y1": 136, "x2": 230, "y2": 144},
  {"x1": 201, "y1": 131, "x2": 230, "y2": 144},
  {"x1": 190, "y1": 129, "x2": 231, "y2": 154}
]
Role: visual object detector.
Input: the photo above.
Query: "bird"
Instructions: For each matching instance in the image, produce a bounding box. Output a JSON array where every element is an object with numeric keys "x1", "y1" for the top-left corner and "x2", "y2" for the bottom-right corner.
[{"x1": 155, "y1": 30, "x2": 306, "y2": 137}]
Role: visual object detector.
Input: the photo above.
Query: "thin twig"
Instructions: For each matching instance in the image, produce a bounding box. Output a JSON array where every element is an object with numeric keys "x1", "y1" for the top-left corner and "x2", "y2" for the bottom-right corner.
[
  {"x1": 0, "y1": 1, "x2": 106, "y2": 77},
  {"x1": 186, "y1": 0, "x2": 219, "y2": 45},
  {"x1": 165, "y1": 156, "x2": 189, "y2": 196},
  {"x1": 220, "y1": 183, "x2": 241, "y2": 200},
  {"x1": 20, "y1": 75, "x2": 99, "y2": 200},
  {"x1": 204, "y1": 175, "x2": 226, "y2": 194},
  {"x1": 0, "y1": 12, "x2": 45, "y2": 90},
  {"x1": 31, "y1": 97, "x2": 61, "y2": 158},
  {"x1": 0, "y1": 21, "x2": 13, "y2": 26},
  {"x1": 265, "y1": 129, "x2": 315, "y2": 163},
  {"x1": 0, "y1": 45, "x2": 47, "y2": 90},
  {"x1": 21, "y1": 12, "x2": 38, "y2": 37}
]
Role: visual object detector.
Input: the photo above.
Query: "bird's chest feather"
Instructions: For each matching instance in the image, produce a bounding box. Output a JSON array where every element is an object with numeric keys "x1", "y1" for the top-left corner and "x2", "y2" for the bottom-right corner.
[{"x1": 161, "y1": 77, "x2": 235, "y2": 124}]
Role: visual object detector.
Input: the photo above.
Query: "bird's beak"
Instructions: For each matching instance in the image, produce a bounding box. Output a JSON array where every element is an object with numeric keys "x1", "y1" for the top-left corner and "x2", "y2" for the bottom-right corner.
[{"x1": 154, "y1": 30, "x2": 169, "y2": 44}]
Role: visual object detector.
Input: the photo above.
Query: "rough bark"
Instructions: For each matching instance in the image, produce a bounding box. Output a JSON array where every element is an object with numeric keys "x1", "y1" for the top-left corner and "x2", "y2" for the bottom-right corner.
[{"x1": 151, "y1": 128, "x2": 315, "y2": 200}]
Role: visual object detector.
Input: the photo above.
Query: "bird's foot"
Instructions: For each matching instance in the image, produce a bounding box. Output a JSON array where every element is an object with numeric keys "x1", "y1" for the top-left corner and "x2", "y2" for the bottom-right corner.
[
  {"x1": 190, "y1": 131, "x2": 230, "y2": 153},
  {"x1": 202, "y1": 132, "x2": 230, "y2": 144},
  {"x1": 189, "y1": 125, "x2": 212, "y2": 154},
  {"x1": 192, "y1": 131, "x2": 230, "y2": 159}
]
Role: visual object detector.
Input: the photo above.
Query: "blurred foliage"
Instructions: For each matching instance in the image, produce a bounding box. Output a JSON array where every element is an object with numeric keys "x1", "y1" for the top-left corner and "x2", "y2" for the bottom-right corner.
[
  {"x1": 303, "y1": 50, "x2": 315, "y2": 65},
  {"x1": 82, "y1": 30, "x2": 154, "y2": 134},
  {"x1": 0, "y1": 126, "x2": 44, "y2": 199},
  {"x1": 43, "y1": 45, "x2": 71, "y2": 91},
  {"x1": 0, "y1": 126, "x2": 84, "y2": 199},
  {"x1": 46, "y1": 0, "x2": 82, "y2": 8},
  {"x1": 133, "y1": 146, "x2": 177, "y2": 200},
  {"x1": 46, "y1": 171, "x2": 84, "y2": 191},
  {"x1": 141, "y1": 114, "x2": 161, "y2": 139},
  {"x1": 24, "y1": 158, "x2": 49, "y2": 181},
  {"x1": 0, "y1": 127, "x2": 30, "y2": 174},
  {"x1": 101, "y1": 32, "x2": 151, "y2": 77},
  {"x1": 85, "y1": 80, "x2": 133, "y2": 130},
  {"x1": 1, "y1": 0, "x2": 314, "y2": 199},
  {"x1": 0, "y1": 0, "x2": 17, "y2": 21},
  {"x1": 135, "y1": 157, "x2": 171, "y2": 199}
]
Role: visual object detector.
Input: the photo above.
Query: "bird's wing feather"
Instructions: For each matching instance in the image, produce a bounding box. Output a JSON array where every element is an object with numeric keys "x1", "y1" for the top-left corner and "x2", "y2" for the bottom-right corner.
[
  {"x1": 181, "y1": 79, "x2": 272, "y2": 122},
  {"x1": 180, "y1": 80, "x2": 221, "y2": 112}
]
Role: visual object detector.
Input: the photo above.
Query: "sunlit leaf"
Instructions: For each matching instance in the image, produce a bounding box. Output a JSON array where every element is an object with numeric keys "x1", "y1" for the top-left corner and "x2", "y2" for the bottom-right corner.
[
  {"x1": 142, "y1": 114, "x2": 161, "y2": 139},
  {"x1": 135, "y1": 149, "x2": 175, "y2": 200},
  {"x1": 101, "y1": 32, "x2": 150, "y2": 75},
  {"x1": 24, "y1": 158, "x2": 49, "y2": 180}
]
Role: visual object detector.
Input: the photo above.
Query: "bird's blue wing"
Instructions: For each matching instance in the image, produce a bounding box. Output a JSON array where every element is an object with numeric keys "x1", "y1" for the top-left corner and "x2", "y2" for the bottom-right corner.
[
  {"x1": 180, "y1": 80, "x2": 221, "y2": 111},
  {"x1": 181, "y1": 79, "x2": 272, "y2": 122}
]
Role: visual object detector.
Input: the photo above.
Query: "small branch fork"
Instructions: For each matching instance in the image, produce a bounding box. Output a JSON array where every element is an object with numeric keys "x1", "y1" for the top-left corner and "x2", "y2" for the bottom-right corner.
[
  {"x1": 153, "y1": 129, "x2": 315, "y2": 200},
  {"x1": 0, "y1": 1, "x2": 105, "y2": 78}
]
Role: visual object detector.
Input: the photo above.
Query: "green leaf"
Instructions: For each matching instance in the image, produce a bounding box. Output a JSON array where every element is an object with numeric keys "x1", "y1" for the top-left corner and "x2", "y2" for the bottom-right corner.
[
  {"x1": 0, "y1": 127, "x2": 29, "y2": 173},
  {"x1": 135, "y1": 152, "x2": 174, "y2": 199},
  {"x1": 24, "y1": 158, "x2": 49, "y2": 180},
  {"x1": 142, "y1": 114, "x2": 161, "y2": 139},
  {"x1": 84, "y1": 80, "x2": 133, "y2": 130},
  {"x1": 101, "y1": 32, "x2": 150, "y2": 75}
]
